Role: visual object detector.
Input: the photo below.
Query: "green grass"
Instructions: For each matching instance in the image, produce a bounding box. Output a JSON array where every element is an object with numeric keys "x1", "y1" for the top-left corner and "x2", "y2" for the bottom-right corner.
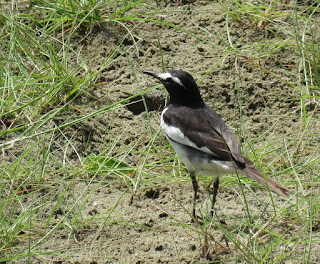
[{"x1": 0, "y1": 0, "x2": 319, "y2": 263}]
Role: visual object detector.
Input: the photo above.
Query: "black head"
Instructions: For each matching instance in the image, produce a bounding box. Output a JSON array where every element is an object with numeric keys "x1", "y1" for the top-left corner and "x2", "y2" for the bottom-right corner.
[{"x1": 143, "y1": 70, "x2": 204, "y2": 107}]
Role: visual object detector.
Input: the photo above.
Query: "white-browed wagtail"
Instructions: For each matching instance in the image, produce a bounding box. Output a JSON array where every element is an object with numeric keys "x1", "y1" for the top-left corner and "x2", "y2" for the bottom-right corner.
[{"x1": 143, "y1": 70, "x2": 289, "y2": 218}]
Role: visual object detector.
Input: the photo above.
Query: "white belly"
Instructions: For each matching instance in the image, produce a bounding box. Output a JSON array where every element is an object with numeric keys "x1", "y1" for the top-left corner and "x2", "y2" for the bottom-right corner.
[{"x1": 167, "y1": 137, "x2": 236, "y2": 177}]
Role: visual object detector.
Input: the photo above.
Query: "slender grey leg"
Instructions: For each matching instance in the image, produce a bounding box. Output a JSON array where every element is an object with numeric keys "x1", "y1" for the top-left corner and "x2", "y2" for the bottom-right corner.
[
  {"x1": 189, "y1": 171, "x2": 198, "y2": 219},
  {"x1": 211, "y1": 177, "x2": 220, "y2": 217}
]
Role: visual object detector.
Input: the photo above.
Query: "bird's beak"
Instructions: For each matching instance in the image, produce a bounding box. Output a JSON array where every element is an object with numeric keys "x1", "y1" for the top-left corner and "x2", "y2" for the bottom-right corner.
[{"x1": 143, "y1": 71, "x2": 161, "y2": 80}]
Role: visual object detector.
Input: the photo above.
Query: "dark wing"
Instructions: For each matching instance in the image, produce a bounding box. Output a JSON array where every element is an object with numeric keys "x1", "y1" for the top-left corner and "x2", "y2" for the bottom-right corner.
[
  {"x1": 162, "y1": 104, "x2": 249, "y2": 166},
  {"x1": 163, "y1": 104, "x2": 290, "y2": 197}
]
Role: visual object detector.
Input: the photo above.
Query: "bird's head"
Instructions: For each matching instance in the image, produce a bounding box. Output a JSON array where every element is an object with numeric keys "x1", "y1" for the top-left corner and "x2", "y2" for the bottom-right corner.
[{"x1": 143, "y1": 70, "x2": 203, "y2": 107}]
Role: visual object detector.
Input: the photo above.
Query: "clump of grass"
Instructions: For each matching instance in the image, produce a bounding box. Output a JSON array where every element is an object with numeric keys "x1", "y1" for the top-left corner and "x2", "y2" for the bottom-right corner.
[
  {"x1": 0, "y1": 0, "x2": 319, "y2": 263},
  {"x1": 0, "y1": 0, "x2": 155, "y2": 262}
]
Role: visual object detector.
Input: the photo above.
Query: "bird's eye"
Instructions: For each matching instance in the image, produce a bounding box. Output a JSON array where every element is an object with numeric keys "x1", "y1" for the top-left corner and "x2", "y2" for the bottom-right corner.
[{"x1": 164, "y1": 79, "x2": 172, "y2": 85}]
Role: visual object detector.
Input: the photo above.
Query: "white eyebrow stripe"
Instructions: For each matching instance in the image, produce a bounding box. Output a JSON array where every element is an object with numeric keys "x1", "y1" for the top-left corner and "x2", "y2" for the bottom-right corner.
[
  {"x1": 158, "y1": 72, "x2": 172, "y2": 80},
  {"x1": 158, "y1": 72, "x2": 184, "y2": 87},
  {"x1": 171, "y1": 76, "x2": 183, "y2": 87}
]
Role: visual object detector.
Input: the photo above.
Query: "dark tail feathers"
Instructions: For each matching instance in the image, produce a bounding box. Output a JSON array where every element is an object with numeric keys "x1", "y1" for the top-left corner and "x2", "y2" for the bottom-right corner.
[{"x1": 242, "y1": 166, "x2": 289, "y2": 197}]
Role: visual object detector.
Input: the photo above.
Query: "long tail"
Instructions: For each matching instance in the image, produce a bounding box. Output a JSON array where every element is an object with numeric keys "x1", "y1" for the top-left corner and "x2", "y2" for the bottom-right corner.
[{"x1": 241, "y1": 166, "x2": 289, "y2": 197}]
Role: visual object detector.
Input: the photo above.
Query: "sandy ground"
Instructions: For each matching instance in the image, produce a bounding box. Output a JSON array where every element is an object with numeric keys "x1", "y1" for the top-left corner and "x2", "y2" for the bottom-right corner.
[{"x1": 2, "y1": 0, "x2": 320, "y2": 263}]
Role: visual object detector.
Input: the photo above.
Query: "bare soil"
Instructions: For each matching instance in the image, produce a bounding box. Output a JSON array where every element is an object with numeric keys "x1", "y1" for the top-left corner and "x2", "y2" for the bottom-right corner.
[{"x1": 3, "y1": 0, "x2": 320, "y2": 263}]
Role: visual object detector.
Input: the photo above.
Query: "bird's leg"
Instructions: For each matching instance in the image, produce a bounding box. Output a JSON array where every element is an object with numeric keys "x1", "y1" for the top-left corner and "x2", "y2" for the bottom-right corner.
[
  {"x1": 189, "y1": 171, "x2": 198, "y2": 220},
  {"x1": 211, "y1": 177, "x2": 220, "y2": 217}
]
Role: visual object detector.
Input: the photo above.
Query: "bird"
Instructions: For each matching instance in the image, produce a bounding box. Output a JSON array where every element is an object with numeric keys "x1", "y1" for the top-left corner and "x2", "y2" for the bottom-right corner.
[{"x1": 143, "y1": 69, "x2": 289, "y2": 219}]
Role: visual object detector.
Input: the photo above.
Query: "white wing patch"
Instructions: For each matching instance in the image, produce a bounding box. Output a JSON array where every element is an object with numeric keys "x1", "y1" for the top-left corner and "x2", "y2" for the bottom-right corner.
[{"x1": 161, "y1": 108, "x2": 216, "y2": 157}]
